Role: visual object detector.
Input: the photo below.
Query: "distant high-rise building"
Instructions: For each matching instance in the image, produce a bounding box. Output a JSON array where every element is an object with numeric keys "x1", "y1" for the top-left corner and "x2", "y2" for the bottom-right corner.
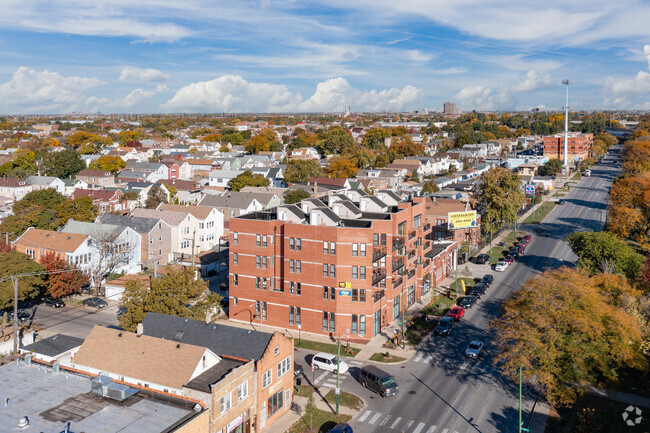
[{"x1": 443, "y1": 101, "x2": 458, "y2": 115}]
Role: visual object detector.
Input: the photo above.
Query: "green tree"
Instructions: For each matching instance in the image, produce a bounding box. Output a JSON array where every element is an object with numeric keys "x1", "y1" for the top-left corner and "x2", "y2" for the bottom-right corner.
[
  {"x1": 119, "y1": 268, "x2": 222, "y2": 332},
  {"x1": 13, "y1": 189, "x2": 66, "y2": 214},
  {"x1": 410, "y1": 170, "x2": 420, "y2": 183},
  {"x1": 317, "y1": 126, "x2": 353, "y2": 156},
  {"x1": 228, "y1": 170, "x2": 270, "y2": 192},
  {"x1": 475, "y1": 167, "x2": 525, "y2": 232},
  {"x1": 54, "y1": 196, "x2": 98, "y2": 225},
  {"x1": 539, "y1": 158, "x2": 563, "y2": 176},
  {"x1": 145, "y1": 186, "x2": 168, "y2": 209},
  {"x1": 283, "y1": 189, "x2": 310, "y2": 204},
  {"x1": 492, "y1": 267, "x2": 646, "y2": 406},
  {"x1": 421, "y1": 181, "x2": 440, "y2": 194},
  {"x1": 90, "y1": 155, "x2": 126, "y2": 175},
  {"x1": 222, "y1": 130, "x2": 244, "y2": 146},
  {"x1": 0, "y1": 251, "x2": 46, "y2": 310},
  {"x1": 568, "y1": 231, "x2": 645, "y2": 280},
  {"x1": 43, "y1": 149, "x2": 86, "y2": 178},
  {"x1": 0, "y1": 149, "x2": 38, "y2": 178},
  {"x1": 362, "y1": 128, "x2": 390, "y2": 150},
  {"x1": 283, "y1": 160, "x2": 325, "y2": 183}
]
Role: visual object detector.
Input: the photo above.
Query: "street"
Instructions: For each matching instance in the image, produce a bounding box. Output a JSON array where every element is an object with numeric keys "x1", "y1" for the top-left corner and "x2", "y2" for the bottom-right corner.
[
  {"x1": 28, "y1": 300, "x2": 119, "y2": 339},
  {"x1": 337, "y1": 148, "x2": 622, "y2": 433}
]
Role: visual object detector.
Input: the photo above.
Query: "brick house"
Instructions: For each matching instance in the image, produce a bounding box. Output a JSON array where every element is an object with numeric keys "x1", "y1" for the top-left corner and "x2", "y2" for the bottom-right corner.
[
  {"x1": 71, "y1": 188, "x2": 127, "y2": 216},
  {"x1": 543, "y1": 132, "x2": 594, "y2": 164},
  {"x1": 424, "y1": 197, "x2": 481, "y2": 249}
]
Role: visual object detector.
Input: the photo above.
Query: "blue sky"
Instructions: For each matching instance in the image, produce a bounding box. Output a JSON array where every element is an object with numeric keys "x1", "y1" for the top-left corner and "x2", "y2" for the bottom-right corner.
[{"x1": 1, "y1": 0, "x2": 650, "y2": 114}]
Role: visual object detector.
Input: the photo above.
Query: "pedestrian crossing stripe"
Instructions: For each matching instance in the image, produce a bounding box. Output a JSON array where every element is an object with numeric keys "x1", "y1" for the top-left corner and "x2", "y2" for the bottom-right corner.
[{"x1": 355, "y1": 412, "x2": 464, "y2": 433}]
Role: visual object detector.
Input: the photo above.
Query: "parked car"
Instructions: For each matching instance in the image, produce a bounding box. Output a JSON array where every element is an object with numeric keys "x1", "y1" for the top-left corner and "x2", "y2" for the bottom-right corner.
[
  {"x1": 447, "y1": 306, "x2": 465, "y2": 320},
  {"x1": 44, "y1": 297, "x2": 65, "y2": 308},
  {"x1": 469, "y1": 288, "x2": 484, "y2": 299},
  {"x1": 16, "y1": 309, "x2": 31, "y2": 323},
  {"x1": 504, "y1": 255, "x2": 516, "y2": 264},
  {"x1": 482, "y1": 274, "x2": 494, "y2": 286},
  {"x1": 328, "y1": 423, "x2": 353, "y2": 433},
  {"x1": 311, "y1": 352, "x2": 349, "y2": 374},
  {"x1": 508, "y1": 248, "x2": 520, "y2": 258},
  {"x1": 435, "y1": 317, "x2": 455, "y2": 336},
  {"x1": 460, "y1": 295, "x2": 477, "y2": 309},
  {"x1": 294, "y1": 362, "x2": 304, "y2": 377},
  {"x1": 522, "y1": 234, "x2": 532, "y2": 241},
  {"x1": 465, "y1": 340, "x2": 484, "y2": 359},
  {"x1": 474, "y1": 254, "x2": 489, "y2": 264},
  {"x1": 473, "y1": 282, "x2": 487, "y2": 293},
  {"x1": 359, "y1": 365, "x2": 399, "y2": 397},
  {"x1": 558, "y1": 199, "x2": 565, "y2": 205},
  {"x1": 495, "y1": 261, "x2": 509, "y2": 272},
  {"x1": 83, "y1": 297, "x2": 108, "y2": 309}
]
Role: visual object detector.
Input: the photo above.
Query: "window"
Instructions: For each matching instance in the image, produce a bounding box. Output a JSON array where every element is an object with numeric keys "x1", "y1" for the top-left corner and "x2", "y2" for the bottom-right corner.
[
  {"x1": 359, "y1": 243, "x2": 366, "y2": 257},
  {"x1": 360, "y1": 289, "x2": 366, "y2": 302},
  {"x1": 289, "y1": 260, "x2": 295, "y2": 272},
  {"x1": 323, "y1": 241, "x2": 329, "y2": 254},
  {"x1": 267, "y1": 389, "x2": 284, "y2": 417},
  {"x1": 330, "y1": 287, "x2": 336, "y2": 300},
  {"x1": 256, "y1": 256, "x2": 261, "y2": 268},
  {"x1": 256, "y1": 234, "x2": 261, "y2": 246},
  {"x1": 296, "y1": 261, "x2": 301, "y2": 273},
  {"x1": 220, "y1": 392, "x2": 232, "y2": 414},
  {"x1": 262, "y1": 369, "x2": 272, "y2": 388},
  {"x1": 330, "y1": 242, "x2": 336, "y2": 255},
  {"x1": 360, "y1": 266, "x2": 366, "y2": 279},
  {"x1": 233, "y1": 274, "x2": 238, "y2": 286},
  {"x1": 296, "y1": 307, "x2": 301, "y2": 325},
  {"x1": 262, "y1": 235, "x2": 267, "y2": 247},
  {"x1": 262, "y1": 302, "x2": 267, "y2": 319},
  {"x1": 352, "y1": 289, "x2": 358, "y2": 302},
  {"x1": 352, "y1": 244, "x2": 358, "y2": 256},
  {"x1": 329, "y1": 312, "x2": 335, "y2": 332},
  {"x1": 296, "y1": 238, "x2": 301, "y2": 251},
  {"x1": 233, "y1": 297, "x2": 238, "y2": 306},
  {"x1": 414, "y1": 214, "x2": 422, "y2": 228},
  {"x1": 352, "y1": 266, "x2": 358, "y2": 279},
  {"x1": 233, "y1": 253, "x2": 238, "y2": 266},
  {"x1": 277, "y1": 356, "x2": 291, "y2": 378},
  {"x1": 262, "y1": 278, "x2": 267, "y2": 290},
  {"x1": 329, "y1": 265, "x2": 335, "y2": 278},
  {"x1": 289, "y1": 237, "x2": 295, "y2": 250},
  {"x1": 393, "y1": 296, "x2": 400, "y2": 319},
  {"x1": 237, "y1": 381, "x2": 249, "y2": 402},
  {"x1": 398, "y1": 221, "x2": 406, "y2": 236},
  {"x1": 323, "y1": 264, "x2": 328, "y2": 277},
  {"x1": 262, "y1": 256, "x2": 267, "y2": 269},
  {"x1": 352, "y1": 314, "x2": 358, "y2": 334},
  {"x1": 360, "y1": 315, "x2": 366, "y2": 334},
  {"x1": 322, "y1": 312, "x2": 328, "y2": 331},
  {"x1": 289, "y1": 306, "x2": 294, "y2": 325},
  {"x1": 289, "y1": 281, "x2": 301, "y2": 295},
  {"x1": 256, "y1": 277, "x2": 261, "y2": 290},
  {"x1": 323, "y1": 286, "x2": 328, "y2": 299}
]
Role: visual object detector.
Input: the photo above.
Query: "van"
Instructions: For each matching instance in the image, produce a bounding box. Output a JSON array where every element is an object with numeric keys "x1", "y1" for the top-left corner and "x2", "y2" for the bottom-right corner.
[
  {"x1": 311, "y1": 352, "x2": 349, "y2": 374},
  {"x1": 359, "y1": 365, "x2": 398, "y2": 397},
  {"x1": 584, "y1": 169, "x2": 591, "y2": 176}
]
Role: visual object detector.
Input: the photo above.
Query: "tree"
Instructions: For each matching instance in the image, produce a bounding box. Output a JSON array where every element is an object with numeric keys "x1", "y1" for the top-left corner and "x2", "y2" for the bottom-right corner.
[
  {"x1": 119, "y1": 268, "x2": 222, "y2": 332},
  {"x1": 228, "y1": 170, "x2": 270, "y2": 192},
  {"x1": 117, "y1": 130, "x2": 140, "y2": 145},
  {"x1": 317, "y1": 127, "x2": 353, "y2": 156},
  {"x1": 327, "y1": 157, "x2": 358, "y2": 178},
  {"x1": 13, "y1": 189, "x2": 66, "y2": 214},
  {"x1": 42, "y1": 251, "x2": 89, "y2": 298},
  {"x1": 475, "y1": 167, "x2": 525, "y2": 232},
  {"x1": 0, "y1": 251, "x2": 46, "y2": 310},
  {"x1": 245, "y1": 134, "x2": 271, "y2": 154},
  {"x1": 389, "y1": 136, "x2": 425, "y2": 159},
  {"x1": 0, "y1": 149, "x2": 38, "y2": 178},
  {"x1": 43, "y1": 149, "x2": 86, "y2": 178},
  {"x1": 145, "y1": 186, "x2": 168, "y2": 209},
  {"x1": 410, "y1": 170, "x2": 420, "y2": 183},
  {"x1": 66, "y1": 131, "x2": 111, "y2": 154},
  {"x1": 538, "y1": 158, "x2": 563, "y2": 176},
  {"x1": 568, "y1": 231, "x2": 645, "y2": 280},
  {"x1": 283, "y1": 160, "x2": 324, "y2": 183},
  {"x1": 86, "y1": 225, "x2": 138, "y2": 295},
  {"x1": 90, "y1": 155, "x2": 126, "y2": 175},
  {"x1": 54, "y1": 196, "x2": 98, "y2": 225},
  {"x1": 283, "y1": 189, "x2": 310, "y2": 204},
  {"x1": 492, "y1": 267, "x2": 646, "y2": 406},
  {"x1": 362, "y1": 128, "x2": 391, "y2": 150},
  {"x1": 421, "y1": 181, "x2": 440, "y2": 194}
]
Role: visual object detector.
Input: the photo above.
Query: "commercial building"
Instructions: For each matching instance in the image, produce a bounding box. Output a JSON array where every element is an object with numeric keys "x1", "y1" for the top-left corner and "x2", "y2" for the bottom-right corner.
[
  {"x1": 227, "y1": 192, "x2": 456, "y2": 342},
  {"x1": 542, "y1": 132, "x2": 593, "y2": 164},
  {"x1": 425, "y1": 197, "x2": 481, "y2": 249},
  {"x1": 443, "y1": 101, "x2": 458, "y2": 116}
]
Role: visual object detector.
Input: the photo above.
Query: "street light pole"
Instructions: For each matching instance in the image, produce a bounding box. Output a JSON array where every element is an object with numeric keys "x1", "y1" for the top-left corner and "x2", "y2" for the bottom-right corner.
[
  {"x1": 336, "y1": 333, "x2": 341, "y2": 414},
  {"x1": 11, "y1": 276, "x2": 18, "y2": 355}
]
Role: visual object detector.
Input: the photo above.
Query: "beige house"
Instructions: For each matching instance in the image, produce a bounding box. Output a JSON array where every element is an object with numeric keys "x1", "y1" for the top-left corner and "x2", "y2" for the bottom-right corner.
[
  {"x1": 158, "y1": 203, "x2": 225, "y2": 250},
  {"x1": 76, "y1": 168, "x2": 116, "y2": 187},
  {"x1": 132, "y1": 208, "x2": 201, "y2": 255}
]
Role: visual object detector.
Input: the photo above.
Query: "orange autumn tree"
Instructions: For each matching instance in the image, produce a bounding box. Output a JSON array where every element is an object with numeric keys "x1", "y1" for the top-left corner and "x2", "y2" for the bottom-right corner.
[
  {"x1": 491, "y1": 267, "x2": 647, "y2": 406},
  {"x1": 42, "y1": 251, "x2": 89, "y2": 299},
  {"x1": 327, "y1": 157, "x2": 358, "y2": 178}
]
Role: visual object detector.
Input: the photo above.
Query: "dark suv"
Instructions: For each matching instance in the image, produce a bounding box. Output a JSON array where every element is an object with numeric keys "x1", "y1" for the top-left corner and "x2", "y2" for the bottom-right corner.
[
  {"x1": 83, "y1": 297, "x2": 108, "y2": 309},
  {"x1": 474, "y1": 254, "x2": 489, "y2": 264},
  {"x1": 460, "y1": 295, "x2": 477, "y2": 309},
  {"x1": 359, "y1": 365, "x2": 398, "y2": 397},
  {"x1": 482, "y1": 274, "x2": 494, "y2": 286},
  {"x1": 436, "y1": 317, "x2": 455, "y2": 336},
  {"x1": 44, "y1": 297, "x2": 65, "y2": 308}
]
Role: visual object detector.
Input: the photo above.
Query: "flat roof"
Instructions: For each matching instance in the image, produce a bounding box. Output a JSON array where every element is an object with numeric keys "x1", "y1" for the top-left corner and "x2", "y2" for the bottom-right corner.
[{"x1": 0, "y1": 361, "x2": 198, "y2": 433}]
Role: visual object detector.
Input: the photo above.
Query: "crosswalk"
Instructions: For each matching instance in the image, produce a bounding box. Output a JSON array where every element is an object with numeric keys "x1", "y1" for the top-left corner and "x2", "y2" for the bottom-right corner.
[
  {"x1": 356, "y1": 410, "x2": 460, "y2": 433},
  {"x1": 312, "y1": 359, "x2": 363, "y2": 389},
  {"x1": 409, "y1": 351, "x2": 497, "y2": 375}
]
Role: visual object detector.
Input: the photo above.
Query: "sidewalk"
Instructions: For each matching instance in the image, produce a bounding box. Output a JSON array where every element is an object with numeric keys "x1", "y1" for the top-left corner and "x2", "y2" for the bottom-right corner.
[
  {"x1": 271, "y1": 392, "x2": 361, "y2": 433},
  {"x1": 589, "y1": 387, "x2": 650, "y2": 409}
]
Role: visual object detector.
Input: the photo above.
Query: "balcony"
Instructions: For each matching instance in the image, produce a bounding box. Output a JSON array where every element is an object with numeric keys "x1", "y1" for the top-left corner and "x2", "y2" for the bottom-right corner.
[
  {"x1": 393, "y1": 276, "x2": 403, "y2": 288},
  {"x1": 424, "y1": 259, "x2": 431, "y2": 268},
  {"x1": 423, "y1": 223, "x2": 431, "y2": 232},
  {"x1": 407, "y1": 268, "x2": 416, "y2": 280},
  {"x1": 372, "y1": 269, "x2": 387, "y2": 286},
  {"x1": 392, "y1": 235, "x2": 405, "y2": 251},
  {"x1": 372, "y1": 246, "x2": 387, "y2": 262},
  {"x1": 392, "y1": 257, "x2": 405, "y2": 272},
  {"x1": 407, "y1": 249, "x2": 416, "y2": 261},
  {"x1": 408, "y1": 230, "x2": 417, "y2": 240},
  {"x1": 372, "y1": 290, "x2": 385, "y2": 303}
]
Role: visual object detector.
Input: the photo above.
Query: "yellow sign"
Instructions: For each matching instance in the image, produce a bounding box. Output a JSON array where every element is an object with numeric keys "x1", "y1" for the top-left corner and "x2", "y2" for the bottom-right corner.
[
  {"x1": 448, "y1": 211, "x2": 477, "y2": 230},
  {"x1": 338, "y1": 282, "x2": 351, "y2": 289}
]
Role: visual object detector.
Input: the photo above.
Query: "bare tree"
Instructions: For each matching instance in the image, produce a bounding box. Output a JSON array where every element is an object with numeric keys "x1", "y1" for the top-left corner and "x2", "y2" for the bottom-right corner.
[
  {"x1": 599, "y1": 259, "x2": 616, "y2": 275},
  {"x1": 89, "y1": 226, "x2": 138, "y2": 296}
]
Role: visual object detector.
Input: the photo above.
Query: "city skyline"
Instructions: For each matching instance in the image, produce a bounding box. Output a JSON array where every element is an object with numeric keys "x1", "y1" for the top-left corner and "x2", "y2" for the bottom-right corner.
[{"x1": 2, "y1": 1, "x2": 650, "y2": 114}]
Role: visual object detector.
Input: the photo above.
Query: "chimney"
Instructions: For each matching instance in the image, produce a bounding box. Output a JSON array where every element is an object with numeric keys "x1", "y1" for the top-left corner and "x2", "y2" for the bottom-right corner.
[{"x1": 136, "y1": 323, "x2": 143, "y2": 336}]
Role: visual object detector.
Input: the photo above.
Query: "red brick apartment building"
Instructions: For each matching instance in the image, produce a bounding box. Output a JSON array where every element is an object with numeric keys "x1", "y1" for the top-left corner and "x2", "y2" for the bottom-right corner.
[
  {"x1": 228, "y1": 191, "x2": 456, "y2": 342},
  {"x1": 542, "y1": 132, "x2": 593, "y2": 164}
]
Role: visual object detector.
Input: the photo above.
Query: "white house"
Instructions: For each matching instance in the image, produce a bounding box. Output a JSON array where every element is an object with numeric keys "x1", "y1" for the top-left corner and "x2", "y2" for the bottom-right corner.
[
  {"x1": 26, "y1": 176, "x2": 66, "y2": 195},
  {"x1": 132, "y1": 208, "x2": 202, "y2": 255},
  {"x1": 208, "y1": 169, "x2": 245, "y2": 188},
  {"x1": 158, "y1": 203, "x2": 224, "y2": 251}
]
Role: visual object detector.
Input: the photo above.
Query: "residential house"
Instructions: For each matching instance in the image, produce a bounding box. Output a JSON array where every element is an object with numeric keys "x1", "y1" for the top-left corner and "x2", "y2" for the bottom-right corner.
[
  {"x1": 158, "y1": 203, "x2": 224, "y2": 251},
  {"x1": 116, "y1": 170, "x2": 156, "y2": 184},
  {"x1": 356, "y1": 169, "x2": 403, "y2": 189},
  {"x1": 162, "y1": 161, "x2": 181, "y2": 179},
  {"x1": 156, "y1": 179, "x2": 202, "y2": 204},
  {"x1": 289, "y1": 147, "x2": 320, "y2": 160},
  {"x1": 125, "y1": 161, "x2": 169, "y2": 182},
  {"x1": 186, "y1": 158, "x2": 218, "y2": 178},
  {"x1": 208, "y1": 169, "x2": 245, "y2": 188},
  {"x1": 143, "y1": 313, "x2": 294, "y2": 433},
  {"x1": 76, "y1": 168, "x2": 116, "y2": 187},
  {"x1": 131, "y1": 208, "x2": 200, "y2": 256},
  {"x1": 517, "y1": 162, "x2": 539, "y2": 176},
  {"x1": 249, "y1": 167, "x2": 285, "y2": 188},
  {"x1": 26, "y1": 175, "x2": 65, "y2": 195},
  {"x1": 13, "y1": 228, "x2": 97, "y2": 274},
  {"x1": 19, "y1": 334, "x2": 83, "y2": 365},
  {"x1": 0, "y1": 177, "x2": 33, "y2": 201},
  {"x1": 100, "y1": 213, "x2": 173, "y2": 266},
  {"x1": 198, "y1": 193, "x2": 264, "y2": 223},
  {"x1": 71, "y1": 188, "x2": 127, "y2": 216}
]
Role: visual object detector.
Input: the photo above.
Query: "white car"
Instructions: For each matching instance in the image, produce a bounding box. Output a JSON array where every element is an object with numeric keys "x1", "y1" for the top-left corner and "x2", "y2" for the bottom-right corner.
[
  {"x1": 465, "y1": 340, "x2": 484, "y2": 359},
  {"x1": 495, "y1": 261, "x2": 509, "y2": 272},
  {"x1": 311, "y1": 352, "x2": 349, "y2": 374}
]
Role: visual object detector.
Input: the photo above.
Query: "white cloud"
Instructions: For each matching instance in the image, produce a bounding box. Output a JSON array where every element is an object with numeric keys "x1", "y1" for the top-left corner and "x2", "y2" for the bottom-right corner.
[
  {"x1": 455, "y1": 86, "x2": 495, "y2": 111},
  {"x1": 406, "y1": 50, "x2": 433, "y2": 63},
  {"x1": 119, "y1": 67, "x2": 171, "y2": 82},
  {"x1": 119, "y1": 84, "x2": 170, "y2": 107},
  {"x1": 644, "y1": 45, "x2": 650, "y2": 70},
  {"x1": 0, "y1": 66, "x2": 103, "y2": 108},
  {"x1": 604, "y1": 45, "x2": 650, "y2": 99},
  {"x1": 162, "y1": 75, "x2": 422, "y2": 113},
  {"x1": 455, "y1": 70, "x2": 552, "y2": 110},
  {"x1": 512, "y1": 70, "x2": 553, "y2": 92}
]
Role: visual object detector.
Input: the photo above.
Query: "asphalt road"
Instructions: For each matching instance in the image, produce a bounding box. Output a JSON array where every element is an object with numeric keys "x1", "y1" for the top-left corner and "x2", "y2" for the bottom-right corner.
[
  {"x1": 28, "y1": 300, "x2": 120, "y2": 339},
  {"x1": 341, "y1": 148, "x2": 623, "y2": 433}
]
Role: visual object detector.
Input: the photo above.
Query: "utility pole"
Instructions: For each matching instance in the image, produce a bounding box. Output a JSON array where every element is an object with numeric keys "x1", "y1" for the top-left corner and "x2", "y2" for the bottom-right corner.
[
  {"x1": 401, "y1": 288, "x2": 405, "y2": 349},
  {"x1": 190, "y1": 230, "x2": 196, "y2": 278},
  {"x1": 11, "y1": 276, "x2": 18, "y2": 355},
  {"x1": 336, "y1": 333, "x2": 341, "y2": 414}
]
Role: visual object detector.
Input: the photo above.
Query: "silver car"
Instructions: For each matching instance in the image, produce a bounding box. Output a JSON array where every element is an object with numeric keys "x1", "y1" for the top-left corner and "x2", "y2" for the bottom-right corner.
[{"x1": 464, "y1": 340, "x2": 484, "y2": 359}]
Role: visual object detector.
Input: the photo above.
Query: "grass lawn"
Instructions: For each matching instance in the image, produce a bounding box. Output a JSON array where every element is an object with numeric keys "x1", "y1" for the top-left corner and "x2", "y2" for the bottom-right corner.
[
  {"x1": 524, "y1": 202, "x2": 557, "y2": 223},
  {"x1": 294, "y1": 382, "x2": 316, "y2": 398},
  {"x1": 545, "y1": 394, "x2": 650, "y2": 433},
  {"x1": 294, "y1": 339, "x2": 360, "y2": 358},
  {"x1": 369, "y1": 352, "x2": 407, "y2": 363},
  {"x1": 486, "y1": 230, "x2": 528, "y2": 264},
  {"x1": 323, "y1": 390, "x2": 364, "y2": 410},
  {"x1": 450, "y1": 277, "x2": 475, "y2": 296},
  {"x1": 571, "y1": 172, "x2": 583, "y2": 180},
  {"x1": 288, "y1": 408, "x2": 352, "y2": 433}
]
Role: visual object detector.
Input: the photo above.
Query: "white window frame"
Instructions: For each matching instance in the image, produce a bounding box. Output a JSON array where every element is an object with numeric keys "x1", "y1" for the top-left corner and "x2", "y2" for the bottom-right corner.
[{"x1": 262, "y1": 369, "x2": 272, "y2": 388}]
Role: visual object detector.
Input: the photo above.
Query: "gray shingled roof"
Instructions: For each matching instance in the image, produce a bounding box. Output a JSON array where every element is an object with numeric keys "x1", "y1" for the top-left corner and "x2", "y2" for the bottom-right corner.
[
  {"x1": 378, "y1": 190, "x2": 402, "y2": 202},
  {"x1": 313, "y1": 206, "x2": 341, "y2": 223},
  {"x1": 141, "y1": 313, "x2": 274, "y2": 361},
  {"x1": 365, "y1": 195, "x2": 388, "y2": 208},
  {"x1": 199, "y1": 192, "x2": 259, "y2": 209},
  {"x1": 337, "y1": 200, "x2": 361, "y2": 215},
  {"x1": 282, "y1": 204, "x2": 306, "y2": 220},
  {"x1": 184, "y1": 357, "x2": 247, "y2": 393},
  {"x1": 21, "y1": 334, "x2": 84, "y2": 357},
  {"x1": 100, "y1": 214, "x2": 161, "y2": 234}
]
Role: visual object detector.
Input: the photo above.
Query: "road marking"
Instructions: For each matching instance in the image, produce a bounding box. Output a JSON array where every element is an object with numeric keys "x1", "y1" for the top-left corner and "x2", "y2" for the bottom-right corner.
[
  {"x1": 379, "y1": 414, "x2": 392, "y2": 426},
  {"x1": 358, "y1": 410, "x2": 371, "y2": 422},
  {"x1": 392, "y1": 417, "x2": 403, "y2": 428},
  {"x1": 368, "y1": 412, "x2": 382, "y2": 425},
  {"x1": 424, "y1": 354, "x2": 433, "y2": 363},
  {"x1": 414, "y1": 352, "x2": 423, "y2": 362},
  {"x1": 460, "y1": 362, "x2": 468, "y2": 370},
  {"x1": 425, "y1": 426, "x2": 437, "y2": 433},
  {"x1": 413, "y1": 422, "x2": 426, "y2": 433},
  {"x1": 441, "y1": 429, "x2": 448, "y2": 433},
  {"x1": 313, "y1": 371, "x2": 328, "y2": 385},
  {"x1": 405, "y1": 420, "x2": 414, "y2": 430}
]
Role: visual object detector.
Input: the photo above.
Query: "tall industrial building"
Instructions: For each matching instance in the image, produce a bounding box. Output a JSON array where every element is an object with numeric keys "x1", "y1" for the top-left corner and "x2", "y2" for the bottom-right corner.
[{"x1": 443, "y1": 101, "x2": 458, "y2": 115}]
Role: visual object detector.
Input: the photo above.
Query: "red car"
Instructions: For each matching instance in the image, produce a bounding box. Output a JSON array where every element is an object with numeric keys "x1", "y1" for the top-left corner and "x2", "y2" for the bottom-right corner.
[
  {"x1": 522, "y1": 234, "x2": 532, "y2": 241},
  {"x1": 504, "y1": 255, "x2": 516, "y2": 264},
  {"x1": 447, "y1": 306, "x2": 465, "y2": 320}
]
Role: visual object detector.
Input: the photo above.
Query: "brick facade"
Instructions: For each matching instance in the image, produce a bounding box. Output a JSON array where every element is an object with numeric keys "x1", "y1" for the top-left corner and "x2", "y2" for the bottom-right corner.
[{"x1": 542, "y1": 133, "x2": 593, "y2": 164}]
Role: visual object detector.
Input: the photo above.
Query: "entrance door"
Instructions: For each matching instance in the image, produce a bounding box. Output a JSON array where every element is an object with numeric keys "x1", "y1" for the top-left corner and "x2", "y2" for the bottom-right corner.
[{"x1": 373, "y1": 310, "x2": 381, "y2": 336}]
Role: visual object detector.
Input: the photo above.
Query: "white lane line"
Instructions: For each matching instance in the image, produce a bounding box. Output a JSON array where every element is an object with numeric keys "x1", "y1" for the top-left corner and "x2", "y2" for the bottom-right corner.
[
  {"x1": 405, "y1": 420, "x2": 414, "y2": 430},
  {"x1": 392, "y1": 417, "x2": 403, "y2": 428},
  {"x1": 414, "y1": 352, "x2": 424, "y2": 362},
  {"x1": 379, "y1": 414, "x2": 393, "y2": 426},
  {"x1": 424, "y1": 354, "x2": 433, "y2": 363},
  {"x1": 425, "y1": 426, "x2": 437, "y2": 433},
  {"x1": 441, "y1": 429, "x2": 449, "y2": 433},
  {"x1": 313, "y1": 372, "x2": 328, "y2": 384},
  {"x1": 368, "y1": 412, "x2": 382, "y2": 425},
  {"x1": 459, "y1": 362, "x2": 468, "y2": 370},
  {"x1": 413, "y1": 422, "x2": 426, "y2": 433},
  {"x1": 358, "y1": 410, "x2": 371, "y2": 422}
]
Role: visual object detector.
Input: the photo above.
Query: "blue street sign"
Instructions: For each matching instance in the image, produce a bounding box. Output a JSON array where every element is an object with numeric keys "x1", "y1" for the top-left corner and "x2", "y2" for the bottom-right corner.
[
  {"x1": 338, "y1": 290, "x2": 351, "y2": 296},
  {"x1": 525, "y1": 185, "x2": 535, "y2": 195}
]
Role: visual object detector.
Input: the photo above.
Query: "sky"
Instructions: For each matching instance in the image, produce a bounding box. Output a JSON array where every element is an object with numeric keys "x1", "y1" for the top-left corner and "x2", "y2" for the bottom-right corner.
[{"x1": 2, "y1": 0, "x2": 650, "y2": 114}]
